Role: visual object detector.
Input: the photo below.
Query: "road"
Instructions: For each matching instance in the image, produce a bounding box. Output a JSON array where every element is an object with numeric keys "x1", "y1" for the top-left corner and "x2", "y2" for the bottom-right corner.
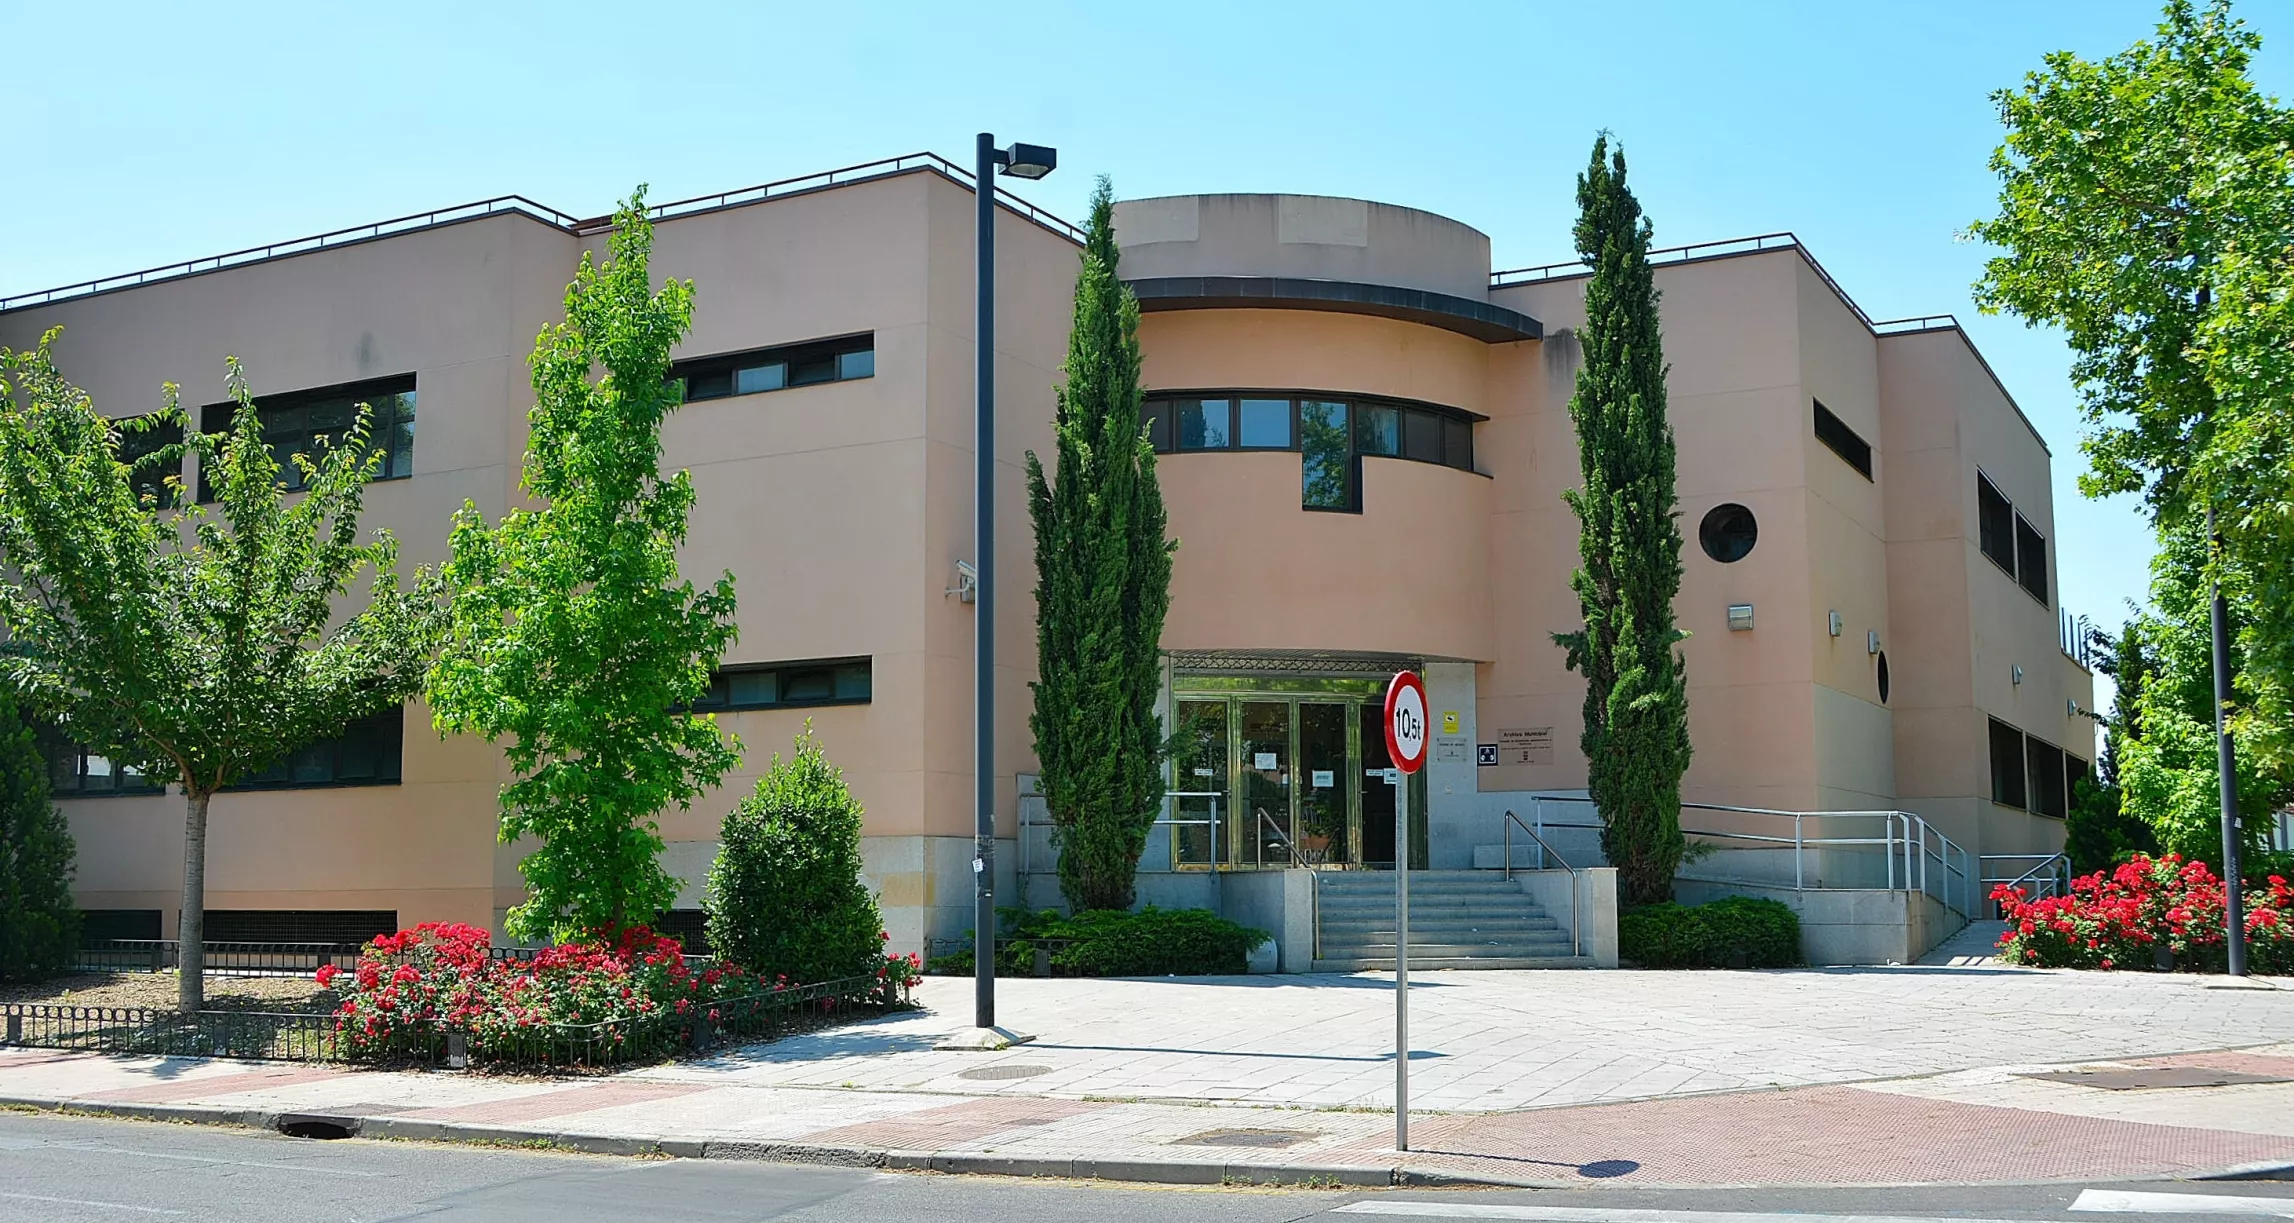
[{"x1": 2, "y1": 1112, "x2": 2291, "y2": 1223}]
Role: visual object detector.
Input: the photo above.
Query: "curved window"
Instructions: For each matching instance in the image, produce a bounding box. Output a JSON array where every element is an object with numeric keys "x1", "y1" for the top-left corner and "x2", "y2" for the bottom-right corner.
[
  {"x1": 1698, "y1": 503, "x2": 1759, "y2": 563},
  {"x1": 1876, "y1": 651, "x2": 1891, "y2": 705},
  {"x1": 1142, "y1": 390, "x2": 1477, "y2": 513}
]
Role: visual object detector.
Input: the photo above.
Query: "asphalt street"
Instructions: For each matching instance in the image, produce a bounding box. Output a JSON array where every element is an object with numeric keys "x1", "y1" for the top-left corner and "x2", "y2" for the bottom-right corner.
[{"x1": 2, "y1": 1111, "x2": 2291, "y2": 1223}]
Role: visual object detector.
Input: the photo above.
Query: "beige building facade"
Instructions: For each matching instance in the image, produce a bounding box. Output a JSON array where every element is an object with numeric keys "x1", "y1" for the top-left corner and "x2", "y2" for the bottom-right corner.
[{"x1": 0, "y1": 156, "x2": 2093, "y2": 955}]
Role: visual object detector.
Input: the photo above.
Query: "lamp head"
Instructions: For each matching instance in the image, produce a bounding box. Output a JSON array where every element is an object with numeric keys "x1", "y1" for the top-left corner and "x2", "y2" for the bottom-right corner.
[{"x1": 999, "y1": 142, "x2": 1058, "y2": 180}]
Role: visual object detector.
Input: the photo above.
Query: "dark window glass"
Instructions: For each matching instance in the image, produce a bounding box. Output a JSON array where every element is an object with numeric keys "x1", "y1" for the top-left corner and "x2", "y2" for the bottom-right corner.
[
  {"x1": 40, "y1": 728, "x2": 162, "y2": 797},
  {"x1": 80, "y1": 909, "x2": 162, "y2": 943},
  {"x1": 228, "y1": 706, "x2": 404, "y2": 790},
  {"x1": 1877, "y1": 651, "x2": 1891, "y2": 705},
  {"x1": 1237, "y1": 398, "x2": 1292, "y2": 448},
  {"x1": 1403, "y1": 409, "x2": 1444, "y2": 463},
  {"x1": 1698, "y1": 503, "x2": 1759, "y2": 563},
  {"x1": 1989, "y1": 718, "x2": 2028, "y2": 809},
  {"x1": 2067, "y1": 754, "x2": 2091, "y2": 797},
  {"x1": 2027, "y1": 735, "x2": 2067, "y2": 818},
  {"x1": 1141, "y1": 399, "x2": 1172, "y2": 451},
  {"x1": 1300, "y1": 400, "x2": 1353, "y2": 511},
  {"x1": 694, "y1": 658, "x2": 873, "y2": 711},
  {"x1": 1443, "y1": 416, "x2": 1473, "y2": 471},
  {"x1": 205, "y1": 910, "x2": 397, "y2": 944},
  {"x1": 2015, "y1": 515, "x2": 2049, "y2": 605},
  {"x1": 674, "y1": 334, "x2": 874, "y2": 402},
  {"x1": 1178, "y1": 399, "x2": 1231, "y2": 449},
  {"x1": 199, "y1": 377, "x2": 416, "y2": 500},
  {"x1": 1354, "y1": 404, "x2": 1400, "y2": 456},
  {"x1": 1813, "y1": 400, "x2": 1873, "y2": 480},
  {"x1": 118, "y1": 415, "x2": 186, "y2": 506},
  {"x1": 1978, "y1": 474, "x2": 2016, "y2": 574}
]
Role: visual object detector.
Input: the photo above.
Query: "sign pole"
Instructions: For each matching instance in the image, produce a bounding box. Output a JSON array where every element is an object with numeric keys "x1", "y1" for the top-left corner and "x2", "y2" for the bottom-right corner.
[{"x1": 1395, "y1": 768, "x2": 1410, "y2": 1152}]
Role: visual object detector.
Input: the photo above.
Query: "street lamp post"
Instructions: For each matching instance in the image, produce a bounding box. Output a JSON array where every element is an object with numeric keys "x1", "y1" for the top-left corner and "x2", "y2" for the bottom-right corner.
[{"x1": 946, "y1": 132, "x2": 1055, "y2": 1050}]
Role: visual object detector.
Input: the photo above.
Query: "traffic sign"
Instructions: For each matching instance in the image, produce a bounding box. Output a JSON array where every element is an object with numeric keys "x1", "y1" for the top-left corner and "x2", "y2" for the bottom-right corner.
[{"x1": 1384, "y1": 671, "x2": 1428, "y2": 775}]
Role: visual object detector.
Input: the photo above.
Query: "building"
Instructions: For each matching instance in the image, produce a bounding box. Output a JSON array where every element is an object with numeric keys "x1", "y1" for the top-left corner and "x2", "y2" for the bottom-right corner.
[{"x1": 0, "y1": 154, "x2": 2094, "y2": 958}]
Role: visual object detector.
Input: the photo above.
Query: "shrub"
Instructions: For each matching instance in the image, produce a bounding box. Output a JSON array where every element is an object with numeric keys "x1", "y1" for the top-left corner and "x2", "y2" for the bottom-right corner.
[
  {"x1": 0, "y1": 692, "x2": 77, "y2": 982},
  {"x1": 930, "y1": 905, "x2": 1269, "y2": 977},
  {"x1": 1619, "y1": 896, "x2": 1800, "y2": 968},
  {"x1": 705, "y1": 728, "x2": 884, "y2": 987},
  {"x1": 1995, "y1": 853, "x2": 2293, "y2": 973}
]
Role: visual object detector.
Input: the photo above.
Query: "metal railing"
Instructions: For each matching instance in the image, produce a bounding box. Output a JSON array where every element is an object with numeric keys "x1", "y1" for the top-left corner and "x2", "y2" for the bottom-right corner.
[
  {"x1": 1, "y1": 153, "x2": 1084, "y2": 315},
  {"x1": 1160, "y1": 790, "x2": 1225, "y2": 869},
  {"x1": 1519, "y1": 795, "x2": 1978, "y2": 919},
  {"x1": 1256, "y1": 807, "x2": 1326, "y2": 961},
  {"x1": 1982, "y1": 853, "x2": 2072, "y2": 914},
  {"x1": 1500, "y1": 810, "x2": 1583, "y2": 958},
  {"x1": 73, "y1": 940, "x2": 365, "y2": 977}
]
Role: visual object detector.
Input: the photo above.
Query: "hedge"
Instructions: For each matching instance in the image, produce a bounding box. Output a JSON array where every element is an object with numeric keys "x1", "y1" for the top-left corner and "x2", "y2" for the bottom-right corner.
[{"x1": 1619, "y1": 896, "x2": 1801, "y2": 968}]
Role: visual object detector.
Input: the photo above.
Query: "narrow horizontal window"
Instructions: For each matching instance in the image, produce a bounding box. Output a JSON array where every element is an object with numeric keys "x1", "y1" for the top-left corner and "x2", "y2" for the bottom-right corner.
[
  {"x1": 1142, "y1": 390, "x2": 1478, "y2": 491},
  {"x1": 198, "y1": 375, "x2": 417, "y2": 502},
  {"x1": 42, "y1": 727, "x2": 164, "y2": 797},
  {"x1": 228, "y1": 705, "x2": 404, "y2": 791},
  {"x1": 1813, "y1": 400, "x2": 1873, "y2": 480},
  {"x1": 674, "y1": 333, "x2": 874, "y2": 403},
  {"x1": 692, "y1": 657, "x2": 873, "y2": 711}
]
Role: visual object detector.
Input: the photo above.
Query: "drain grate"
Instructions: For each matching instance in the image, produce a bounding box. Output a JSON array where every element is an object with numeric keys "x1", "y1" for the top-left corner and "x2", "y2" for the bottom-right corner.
[
  {"x1": 956, "y1": 1063, "x2": 1053, "y2": 1081},
  {"x1": 1172, "y1": 1128, "x2": 1317, "y2": 1149},
  {"x1": 2020, "y1": 1066, "x2": 2292, "y2": 1090}
]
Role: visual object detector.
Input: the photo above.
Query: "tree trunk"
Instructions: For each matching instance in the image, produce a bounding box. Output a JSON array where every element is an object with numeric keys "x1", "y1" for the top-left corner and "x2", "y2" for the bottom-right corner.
[{"x1": 178, "y1": 789, "x2": 209, "y2": 1014}]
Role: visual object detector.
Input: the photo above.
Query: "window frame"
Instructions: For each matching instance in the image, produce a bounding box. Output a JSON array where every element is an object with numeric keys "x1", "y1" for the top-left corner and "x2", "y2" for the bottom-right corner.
[
  {"x1": 1813, "y1": 399, "x2": 1874, "y2": 480},
  {"x1": 691, "y1": 656, "x2": 874, "y2": 713},
  {"x1": 197, "y1": 374, "x2": 418, "y2": 502},
  {"x1": 226, "y1": 705, "x2": 406, "y2": 792},
  {"x1": 1140, "y1": 389, "x2": 1480, "y2": 514},
  {"x1": 672, "y1": 333, "x2": 875, "y2": 404}
]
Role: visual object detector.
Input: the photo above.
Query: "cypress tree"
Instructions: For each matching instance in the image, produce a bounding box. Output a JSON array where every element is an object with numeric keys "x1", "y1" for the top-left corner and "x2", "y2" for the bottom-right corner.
[
  {"x1": 1553, "y1": 136, "x2": 1693, "y2": 907},
  {"x1": 1026, "y1": 177, "x2": 1175, "y2": 913},
  {"x1": 0, "y1": 690, "x2": 79, "y2": 982}
]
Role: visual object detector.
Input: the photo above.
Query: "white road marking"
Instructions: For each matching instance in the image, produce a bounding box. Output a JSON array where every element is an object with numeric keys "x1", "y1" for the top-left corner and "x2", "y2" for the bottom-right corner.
[
  {"x1": 2073, "y1": 1189, "x2": 2294, "y2": 1217},
  {"x1": 0, "y1": 1189, "x2": 183, "y2": 1215},
  {"x1": 1330, "y1": 1207, "x2": 2040, "y2": 1223},
  {"x1": 45, "y1": 1141, "x2": 385, "y2": 1177}
]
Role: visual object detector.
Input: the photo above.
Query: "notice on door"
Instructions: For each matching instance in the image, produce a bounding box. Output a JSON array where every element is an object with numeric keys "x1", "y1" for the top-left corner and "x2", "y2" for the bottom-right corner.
[
  {"x1": 1253, "y1": 752, "x2": 1279, "y2": 771},
  {"x1": 1498, "y1": 727, "x2": 1554, "y2": 766},
  {"x1": 1311, "y1": 769, "x2": 1335, "y2": 788}
]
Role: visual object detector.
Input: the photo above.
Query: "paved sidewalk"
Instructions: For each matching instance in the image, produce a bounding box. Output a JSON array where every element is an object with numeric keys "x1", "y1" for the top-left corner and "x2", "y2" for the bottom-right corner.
[{"x1": 4, "y1": 967, "x2": 2293, "y2": 1188}]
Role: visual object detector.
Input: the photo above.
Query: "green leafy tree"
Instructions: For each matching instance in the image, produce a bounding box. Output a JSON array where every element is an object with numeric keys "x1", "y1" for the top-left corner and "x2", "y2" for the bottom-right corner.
[
  {"x1": 1553, "y1": 136, "x2": 1692, "y2": 907},
  {"x1": 1025, "y1": 178, "x2": 1176, "y2": 912},
  {"x1": 704, "y1": 726, "x2": 883, "y2": 983},
  {"x1": 1970, "y1": 0, "x2": 2294, "y2": 795},
  {"x1": 2065, "y1": 620, "x2": 2158, "y2": 873},
  {"x1": 429, "y1": 190, "x2": 739, "y2": 943},
  {"x1": 0, "y1": 333, "x2": 437, "y2": 1011},
  {"x1": 0, "y1": 690, "x2": 78, "y2": 982}
]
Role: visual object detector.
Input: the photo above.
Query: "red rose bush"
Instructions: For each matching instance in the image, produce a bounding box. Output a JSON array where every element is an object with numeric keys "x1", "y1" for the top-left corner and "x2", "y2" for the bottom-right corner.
[
  {"x1": 317, "y1": 921, "x2": 918, "y2": 1064},
  {"x1": 1994, "y1": 853, "x2": 2293, "y2": 973}
]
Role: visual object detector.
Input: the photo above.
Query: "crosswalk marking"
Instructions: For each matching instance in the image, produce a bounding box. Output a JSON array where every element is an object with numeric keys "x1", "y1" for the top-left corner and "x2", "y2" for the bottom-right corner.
[
  {"x1": 2073, "y1": 1190, "x2": 2294, "y2": 1217},
  {"x1": 1330, "y1": 1207, "x2": 2036, "y2": 1222}
]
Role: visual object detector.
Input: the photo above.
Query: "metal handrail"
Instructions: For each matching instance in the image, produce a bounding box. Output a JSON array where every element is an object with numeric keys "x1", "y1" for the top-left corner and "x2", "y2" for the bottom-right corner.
[
  {"x1": 1161, "y1": 790, "x2": 1224, "y2": 869},
  {"x1": 2, "y1": 152, "x2": 1086, "y2": 315},
  {"x1": 1502, "y1": 809, "x2": 1581, "y2": 958},
  {"x1": 1254, "y1": 806, "x2": 1326, "y2": 961},
  {"x1": 1983, "y1": 853, "x2": 2071, "y2": 913}
]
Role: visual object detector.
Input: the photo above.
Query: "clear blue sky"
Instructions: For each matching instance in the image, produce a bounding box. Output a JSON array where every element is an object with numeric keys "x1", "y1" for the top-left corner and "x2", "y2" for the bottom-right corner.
[{"x1": 7, "y1": 0, "x2": 2284, "y2": 657}]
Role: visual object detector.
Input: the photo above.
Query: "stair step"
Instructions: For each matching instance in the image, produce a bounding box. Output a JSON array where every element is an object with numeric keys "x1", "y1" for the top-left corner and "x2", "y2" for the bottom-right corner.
[
  {"x1": 1320, "y1": 916, "x2": 1560, "y2": 933},
  {"x1": 1311, "y1": 956, "x2": 1595, "y2": 971}
]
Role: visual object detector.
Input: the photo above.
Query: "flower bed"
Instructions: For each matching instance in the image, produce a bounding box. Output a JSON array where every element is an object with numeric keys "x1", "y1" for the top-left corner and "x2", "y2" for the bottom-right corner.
[
  {"x1": 315, "y1": 922, "x2": 920, "y2": 1065},
  {"x1": 1994, "y1": 854, "x2": 2294, "y2": 972}
]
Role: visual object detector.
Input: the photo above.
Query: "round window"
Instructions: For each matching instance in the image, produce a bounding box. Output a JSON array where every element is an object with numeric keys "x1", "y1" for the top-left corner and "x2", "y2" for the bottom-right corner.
[
  {"x1": 1698, "y1": 503, "x2": 1758, "y2": 563},
  {"x1": 1877, "y1": 651, "x2": 1892, "y2": 705}
]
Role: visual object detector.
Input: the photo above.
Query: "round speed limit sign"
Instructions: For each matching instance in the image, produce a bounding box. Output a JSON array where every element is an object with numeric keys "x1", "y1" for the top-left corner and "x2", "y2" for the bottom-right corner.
[{"x1": 1384, "y1": 670, "x2": 1429, "y2": 775}]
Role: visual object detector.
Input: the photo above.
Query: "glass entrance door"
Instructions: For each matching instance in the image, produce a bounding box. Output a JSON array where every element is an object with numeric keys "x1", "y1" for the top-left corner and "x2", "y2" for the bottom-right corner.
[
  {"x1": 1359, "y1": 703, "x2": 1396, "y2": 866},
  {"x1": 1166, "y1": 676, "x2": 1397, "y2": 871},
  {"x1": 1297, "y1": 703, "x2": 1350, "y2": 865},
  {"x1": 1240, "y1": 702, "x2": 1292, "y2": 867},
  {"x1": 1171, "y1": 700, "x2": 1229, "y2": 867}
]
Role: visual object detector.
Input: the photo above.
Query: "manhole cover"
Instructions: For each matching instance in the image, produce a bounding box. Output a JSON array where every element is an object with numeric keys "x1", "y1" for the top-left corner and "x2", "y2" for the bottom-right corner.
[
  {"x1": 2020, "y1": 1066, "x2": 2292, "y2": 1090},
  {"x1": 1172, "y1": 1128, "x2": 1317, "y2": 1149},
  {"x1": 956, "y1": 1063, "x2": 1052, "y2": 1081}
]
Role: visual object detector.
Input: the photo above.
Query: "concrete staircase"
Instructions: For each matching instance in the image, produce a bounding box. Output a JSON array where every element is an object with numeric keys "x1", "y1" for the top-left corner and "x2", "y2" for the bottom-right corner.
[{"x1": 1310, "y1": 870, "x2": 1593, "y2": 971}]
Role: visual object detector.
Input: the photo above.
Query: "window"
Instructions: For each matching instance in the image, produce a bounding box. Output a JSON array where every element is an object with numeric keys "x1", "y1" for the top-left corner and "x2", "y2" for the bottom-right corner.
[
  {"x1": 1977, "y1": 474, "x2": 2016, "y2": 574},
  {"x1": 654, "y1": 908, "x2": 712, "y2": 956},
  {"x1": 199, "y1": 376, "x2": 416, "y2": 501},
  {"x1": 80, "y1": 910, "x2": 162, "y2": 943},
  {"x1": 692, "y1": 657, "x2": 872, "y2": 711},
  {"x1": 117, "y1": 414, "x2": 185, "y2": 506},
  {"x1": 229, "y1": 706, "x2": 404, "y2": 790},
  {"x1": 2066, "y1": 753, "x2": 2091, "y2": 797},
  {"x1": 674, "y1": 333, "x2": 875, "y2": 403},
  {"x1": 1876, "y1": 651, "x2": 1891, "y2": 705},
  {"x1": 2026, "y1": 735, "x2": 2068, "y2": 818},
  {"x1": 42, "y1": 729, "x2": 163, "y2": 797},
  {"x1": 1812, "y1": 400, "x2": 1873, "y2": 480},
  {"x1": 2015, "y1": 514, "x2": 2049, "y2": 605},
  {"x1": 1698, "y1": 503, "x2": 1759, "y2": 563},
  {"x1": 1989, "y1": 718, "x2": 2028, "y2": 809},
  {"x1": 1143, "y1": 391, "x2": 1475, "y2": 511},
  {"x1": 205, "y1": 910, "x2": 397, "y2": 944},
  {"x1": 1299, "y1": 399, "x2": 1354, "y2": 511}
]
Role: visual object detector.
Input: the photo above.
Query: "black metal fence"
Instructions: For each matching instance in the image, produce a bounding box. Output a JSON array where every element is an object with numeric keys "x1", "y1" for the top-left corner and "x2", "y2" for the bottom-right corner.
[
  {"x1": 1, "y1": 975, "x2": 903, "y2": 1068},
  {"x1": 71, "y1": 940, "x2": 365, "y2": 977}
]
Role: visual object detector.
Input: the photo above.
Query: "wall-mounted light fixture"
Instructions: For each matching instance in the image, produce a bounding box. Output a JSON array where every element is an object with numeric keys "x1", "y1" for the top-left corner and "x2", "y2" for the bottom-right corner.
[
  {"x1": 1727, "y1": 604, "x2": 1755, "y2": 631},
  {"x1": 1828, "y1": 610, "x2": 1843, "y2": 637},
  {"x1": 946, "y1": 560, "x2": 977, "y2": 604},
  {"x1": 2012, "y1": 664, "x2": 2024, "y2": 686},
  {"x1": 2068, "y1": 697, "x2": 2081, "y2": 718},
  {"x1": 1867, "y1": 630, "x2": 1881, "y2": 656}
]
